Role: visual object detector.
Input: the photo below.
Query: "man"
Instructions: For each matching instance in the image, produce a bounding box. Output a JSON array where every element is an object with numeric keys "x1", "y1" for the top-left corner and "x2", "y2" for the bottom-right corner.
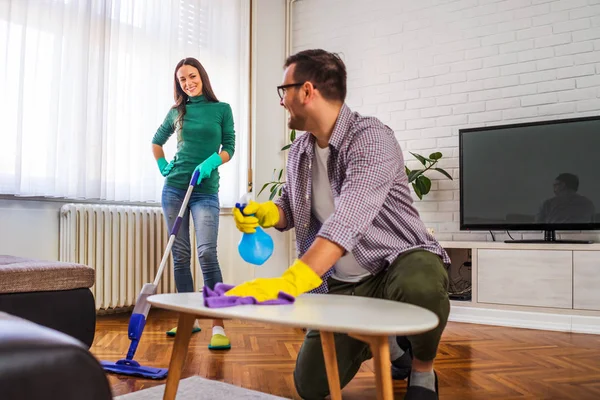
[{"x1": 227, "y1": 49, "x2": 450, "y2": 400}]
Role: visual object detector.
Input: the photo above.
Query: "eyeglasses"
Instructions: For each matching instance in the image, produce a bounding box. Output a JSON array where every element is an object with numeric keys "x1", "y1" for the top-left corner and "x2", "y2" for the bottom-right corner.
[
  {"x1": 276, "y1": 82, "x2": 317, "y2": 100},
  {"x1": 277, "y1": 83, "x2": 303, "y2": 100}
]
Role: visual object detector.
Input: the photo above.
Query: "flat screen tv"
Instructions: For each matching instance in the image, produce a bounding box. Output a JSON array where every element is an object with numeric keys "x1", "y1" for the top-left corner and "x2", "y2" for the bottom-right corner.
[{"x1": 459, "y1": 115, "x2": 600, "y2": 244}]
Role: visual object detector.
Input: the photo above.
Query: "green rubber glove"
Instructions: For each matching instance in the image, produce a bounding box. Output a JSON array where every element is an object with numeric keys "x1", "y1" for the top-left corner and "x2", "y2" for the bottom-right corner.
[
  {"x1": 157, "y1": 157, "x2": 175, "y2": 177},
  {"x1": 194, "y1": 152, "x2": 223, "y2": 184}
]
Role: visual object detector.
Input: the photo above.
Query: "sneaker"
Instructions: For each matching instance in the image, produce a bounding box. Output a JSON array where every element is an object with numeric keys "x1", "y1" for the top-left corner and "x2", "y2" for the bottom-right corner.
[
  {"x1": 208, "y1": 333, "x2": 231, "y2": 350},
  {"x1": 404, "y1": 371, "x2": 438, "y2": 400},
  {"x1": 165, "y1": 325, "x2": 201, "y2": 337}
]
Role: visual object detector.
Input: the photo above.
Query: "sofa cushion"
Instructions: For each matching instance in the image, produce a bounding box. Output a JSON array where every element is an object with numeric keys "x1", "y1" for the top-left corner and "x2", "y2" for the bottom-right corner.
[
  {"x1": 0, "y1": 255, "x2": 94, "y2": 294},
  {"x1": 0, "y1": 312, "x2": 111, "y2": 400},
  {"x1": 0, "y1": 311, "x2": 84, "y2": 347},
  {"x1": 0, "y1": 288, "x2": 97, "y2": 348}
]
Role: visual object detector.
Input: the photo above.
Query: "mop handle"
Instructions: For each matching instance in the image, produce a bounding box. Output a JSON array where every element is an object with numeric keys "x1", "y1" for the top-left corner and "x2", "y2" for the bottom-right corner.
[{"x1": 153, "y1": 169, "x2": 200, "y2": 286}]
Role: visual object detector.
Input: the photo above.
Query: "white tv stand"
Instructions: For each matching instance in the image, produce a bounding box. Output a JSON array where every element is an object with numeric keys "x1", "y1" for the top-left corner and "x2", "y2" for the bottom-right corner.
[{"x1": 440, "y1": 240, "x2": 600, "y2": 335}]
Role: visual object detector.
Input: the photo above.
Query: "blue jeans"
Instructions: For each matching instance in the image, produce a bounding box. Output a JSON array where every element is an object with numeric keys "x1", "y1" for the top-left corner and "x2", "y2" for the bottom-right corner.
[{"x1": 161, "y1": 185, "x2": 223, "y2": 293}]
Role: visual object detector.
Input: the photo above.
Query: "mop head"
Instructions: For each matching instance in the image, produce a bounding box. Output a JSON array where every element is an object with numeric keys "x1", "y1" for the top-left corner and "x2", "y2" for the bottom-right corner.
[{"x1": 101, "y1": 358, "x2": 167, "y2": 380}]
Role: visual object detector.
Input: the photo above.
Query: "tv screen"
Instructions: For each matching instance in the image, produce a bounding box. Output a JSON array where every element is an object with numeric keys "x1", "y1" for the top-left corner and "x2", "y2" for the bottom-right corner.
[{"x1": 460, "y1": 116, "x2": 600, "y2": 236}]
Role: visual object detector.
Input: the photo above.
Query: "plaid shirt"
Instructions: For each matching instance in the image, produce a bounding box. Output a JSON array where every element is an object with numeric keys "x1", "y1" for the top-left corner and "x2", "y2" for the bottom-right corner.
[{"x1": 275, "y1": 104, "x2": 450, "y2": 293}]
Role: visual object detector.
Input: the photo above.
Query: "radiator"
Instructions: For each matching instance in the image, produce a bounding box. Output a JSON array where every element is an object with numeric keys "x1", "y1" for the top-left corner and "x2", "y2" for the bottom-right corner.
[{"x1": 59, "y1": 203, "x2": 201, "y2": 311}]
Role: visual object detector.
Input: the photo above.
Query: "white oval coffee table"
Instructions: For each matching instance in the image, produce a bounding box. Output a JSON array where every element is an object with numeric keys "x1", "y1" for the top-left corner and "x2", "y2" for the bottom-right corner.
[{"x1": 148, "y1": 293, "x2": 439, "y2": 400}]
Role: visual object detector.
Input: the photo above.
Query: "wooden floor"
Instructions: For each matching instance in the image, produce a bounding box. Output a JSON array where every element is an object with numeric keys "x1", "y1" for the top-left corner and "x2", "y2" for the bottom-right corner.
[{"x1": 91, "y1": 309, "x2": 600, "y2": 399}]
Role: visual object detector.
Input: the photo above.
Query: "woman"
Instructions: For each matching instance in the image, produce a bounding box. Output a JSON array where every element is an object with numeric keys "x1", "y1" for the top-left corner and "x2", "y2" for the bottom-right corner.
[{"x1": 151, "y1": 57, "x2": 235, "y2": 350}]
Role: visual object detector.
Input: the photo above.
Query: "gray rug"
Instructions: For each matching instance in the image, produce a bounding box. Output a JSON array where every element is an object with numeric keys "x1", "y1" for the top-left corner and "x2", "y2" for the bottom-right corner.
[{"x1": 114, "y1": 376, "x2": 290, "y2": 400}]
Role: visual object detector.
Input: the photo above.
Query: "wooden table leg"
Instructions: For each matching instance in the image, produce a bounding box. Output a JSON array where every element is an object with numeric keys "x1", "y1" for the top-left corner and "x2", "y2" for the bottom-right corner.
[
  {"x1": 163, "y1": 313, "x2": 195, "y2": 400},
  {"x1": 349, "y1": 334, "x2": 393, "y2": 400},
  {"x1": 320, "y1": 331, "x2": 342, "y2": 400}
]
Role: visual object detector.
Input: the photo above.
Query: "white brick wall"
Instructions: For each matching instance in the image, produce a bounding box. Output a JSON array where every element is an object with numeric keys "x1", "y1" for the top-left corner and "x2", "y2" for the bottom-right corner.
[{"x1": 293, "y1": 0, "x2": 600, "y2": 242}]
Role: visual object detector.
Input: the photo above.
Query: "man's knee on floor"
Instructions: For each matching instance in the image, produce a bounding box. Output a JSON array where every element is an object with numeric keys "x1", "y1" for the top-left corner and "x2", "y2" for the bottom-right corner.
[{"x1": 293, "y1": 366, "x2": 328, "y2": 400}]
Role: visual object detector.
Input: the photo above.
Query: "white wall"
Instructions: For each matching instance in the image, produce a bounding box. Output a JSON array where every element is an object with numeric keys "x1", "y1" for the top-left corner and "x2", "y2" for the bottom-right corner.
[
  {"x1": 0, "y1": 0, "x2": 291, "y2": 283},
  {"x1": 291, "y1": 0, "x2": 600, "y2": 242},
  {"x1": 251, "y1": 0, "x2": 292, "y2": 277},
  {"x1": 0, "y1": 200, "x2": 61, "y2": 260}
]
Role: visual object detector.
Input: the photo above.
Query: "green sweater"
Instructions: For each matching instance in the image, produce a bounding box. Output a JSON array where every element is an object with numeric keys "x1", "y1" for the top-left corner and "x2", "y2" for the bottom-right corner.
[{"x1": 152, "y1": 95, "x2": 235, "y2": 193}]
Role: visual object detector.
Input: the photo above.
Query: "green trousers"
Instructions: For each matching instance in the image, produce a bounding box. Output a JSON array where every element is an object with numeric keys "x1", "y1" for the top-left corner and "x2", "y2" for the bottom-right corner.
[{"x1": 293, "y1": 249, "x2": 450, "y2": 400}]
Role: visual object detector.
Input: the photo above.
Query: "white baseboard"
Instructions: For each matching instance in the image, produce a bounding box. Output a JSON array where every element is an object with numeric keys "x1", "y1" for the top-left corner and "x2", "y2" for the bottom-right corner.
[
  {"x1": 572, "y1": 315, "x2": 600, "y2": 335},
  {"x1": 450, "y1": 306, "x2": 600, "y2": 335}
]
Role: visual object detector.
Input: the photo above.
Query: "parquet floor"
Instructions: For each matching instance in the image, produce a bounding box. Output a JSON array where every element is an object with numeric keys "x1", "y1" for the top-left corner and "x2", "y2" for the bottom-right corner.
[{"x1": 91, "y1": 309, "x2": 600, "y2": 399}]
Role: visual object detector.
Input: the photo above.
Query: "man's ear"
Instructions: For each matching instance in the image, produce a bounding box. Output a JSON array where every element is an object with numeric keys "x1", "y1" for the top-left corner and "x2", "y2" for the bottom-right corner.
[{"x1": 302, "y1": 81, "x2": 316, "y2": 103}]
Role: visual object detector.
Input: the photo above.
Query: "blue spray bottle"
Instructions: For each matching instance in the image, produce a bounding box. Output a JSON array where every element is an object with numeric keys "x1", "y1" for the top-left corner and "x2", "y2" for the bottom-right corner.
[{"x1": 235, "y1": 193, "x2": 274, "y2": 265}]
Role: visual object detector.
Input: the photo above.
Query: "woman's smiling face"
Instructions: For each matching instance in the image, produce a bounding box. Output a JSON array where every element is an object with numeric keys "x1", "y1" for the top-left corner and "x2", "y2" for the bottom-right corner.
[{"x1": 176, "y1": 65, "x2": 203, "y2": 97}]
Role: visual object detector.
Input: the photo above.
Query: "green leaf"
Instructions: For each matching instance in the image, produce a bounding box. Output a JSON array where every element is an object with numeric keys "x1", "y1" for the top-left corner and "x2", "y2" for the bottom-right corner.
[
  {"x1": 270, "y1": 184, "x2": 278, "y2": 193},
  {"x1": 417, "y1": 175, "x2": 432, "y2": 195},
  {"x1": 434, "y1": 168, "x2": 453, "y2": 180},
  {"x1": 258, "y1": 182, "x2": 270, "y2": 196},
  {"x1": 429, "y1": 152, "x2": 442, "y2": 160},
  {"x1": 278, "y1": 187, "x2": 282, "y2": 197},
  {"x1": 410, "y1": 152, "x2": 428, "y2": 166},
  {"x1": 281, "y1": 144, "x2": 292, "y2": 151},
  {"x1": 412, "y1": 182, "x2": 423, "y2": 200},
  {"x1": 405, "y1": 166, "x2": 410, "y2": 175},
  {"x1": 290, "y1": 129, "x2": 296, "y2": 142},
  {"x1": 415, "y1": 177, "x2": 426, "y2": 196},
  {"x1": 407, "y1": 169, "x2": 424, "y2": 183},
  {"x1": 278, "y1": 169, "x2": 283, "y2": 181}
]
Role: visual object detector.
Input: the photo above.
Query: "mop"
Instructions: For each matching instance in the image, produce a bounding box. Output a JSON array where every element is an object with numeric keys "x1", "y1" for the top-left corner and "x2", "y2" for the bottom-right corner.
[{"x1": 100, "y1": 169, "x2": 200, "y2": 379}]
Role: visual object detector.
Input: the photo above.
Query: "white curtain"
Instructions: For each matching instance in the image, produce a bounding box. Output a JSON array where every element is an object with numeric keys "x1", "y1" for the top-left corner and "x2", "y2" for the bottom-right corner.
[{"x1": 0, "y1": 0, "x2": 249, "y2": 206}]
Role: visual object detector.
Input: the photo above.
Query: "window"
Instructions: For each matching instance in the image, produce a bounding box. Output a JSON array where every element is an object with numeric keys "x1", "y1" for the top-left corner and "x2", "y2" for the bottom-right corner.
[{"x1": 0, "y1": 0, "x2": 249, "y2": 206}]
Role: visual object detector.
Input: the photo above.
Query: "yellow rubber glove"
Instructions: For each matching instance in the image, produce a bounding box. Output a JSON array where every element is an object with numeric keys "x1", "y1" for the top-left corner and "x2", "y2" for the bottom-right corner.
[
  {"x1": 233, "y1": 208, "x2": 259, "y2": 233},
  {"x1": 225, "y1": 259, "x2": 323, "y2": 301},
  {"x1": 233, "y1": 200, "x2": 280, "y2": 233}
]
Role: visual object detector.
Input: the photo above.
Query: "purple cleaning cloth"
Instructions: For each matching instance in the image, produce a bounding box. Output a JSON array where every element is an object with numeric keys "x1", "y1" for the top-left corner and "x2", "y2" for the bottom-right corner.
[{"x1": 203, "y1": 282, "x2": 295, "y2": 308}]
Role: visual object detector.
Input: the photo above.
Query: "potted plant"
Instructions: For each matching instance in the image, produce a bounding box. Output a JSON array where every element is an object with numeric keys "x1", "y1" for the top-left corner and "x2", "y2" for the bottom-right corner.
[
  {"x1": 259, "y1": 130, "x2": 453, "y2": 200},
  {"x1": 405, "y1": 152, "x2": 453, "y2": 199}
]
